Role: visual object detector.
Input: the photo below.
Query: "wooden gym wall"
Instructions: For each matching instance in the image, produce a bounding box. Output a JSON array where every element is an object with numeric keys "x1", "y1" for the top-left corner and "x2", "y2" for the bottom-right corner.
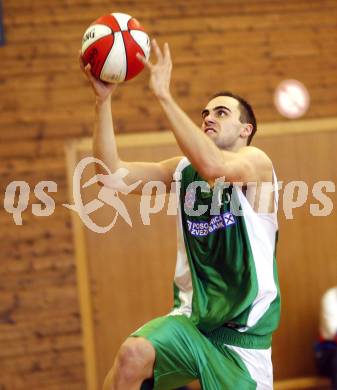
[{"x1": 1, "y1": 1, "x2": 337, "y2": 389}]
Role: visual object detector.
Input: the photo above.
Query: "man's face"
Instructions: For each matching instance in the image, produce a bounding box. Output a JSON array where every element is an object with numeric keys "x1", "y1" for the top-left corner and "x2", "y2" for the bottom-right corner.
[{"x1": 201, "y1": 96, "x2": 246, "y2": 150}]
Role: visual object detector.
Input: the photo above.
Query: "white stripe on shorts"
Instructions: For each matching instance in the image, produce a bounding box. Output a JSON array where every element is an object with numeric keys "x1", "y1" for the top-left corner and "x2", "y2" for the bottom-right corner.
[{"x1": 225, "y1": 344, "x2": 273, "y2": 390}]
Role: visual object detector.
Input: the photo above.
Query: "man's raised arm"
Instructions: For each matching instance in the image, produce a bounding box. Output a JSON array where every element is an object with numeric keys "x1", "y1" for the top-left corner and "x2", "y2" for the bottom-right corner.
[
  {"x1": 137, "y1": 41, "x2": 272, "y2": 185},
  {"x1": 79, "y1": 52, "x2": 181, "y2": 194}
]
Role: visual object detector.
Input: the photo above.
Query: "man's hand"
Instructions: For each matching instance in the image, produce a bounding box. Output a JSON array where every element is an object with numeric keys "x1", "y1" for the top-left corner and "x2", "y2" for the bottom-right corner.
[
  {"x1": 79, "y1": 51, "x2": 117, "y2": 103},
  {"x1": 137, "y1": 39, "x2": 172, "y2": 101}
]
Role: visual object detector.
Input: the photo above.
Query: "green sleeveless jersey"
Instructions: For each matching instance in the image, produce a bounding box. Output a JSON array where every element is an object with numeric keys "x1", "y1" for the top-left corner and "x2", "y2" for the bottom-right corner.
[{"x1": 170, "y1": 158, "x2": 281, "y2": 349}]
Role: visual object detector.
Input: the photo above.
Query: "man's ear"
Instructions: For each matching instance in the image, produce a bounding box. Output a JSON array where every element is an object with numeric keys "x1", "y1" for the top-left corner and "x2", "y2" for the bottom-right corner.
[{"x1": 241, "y1": 123, "x2": 253, "y2": 139}]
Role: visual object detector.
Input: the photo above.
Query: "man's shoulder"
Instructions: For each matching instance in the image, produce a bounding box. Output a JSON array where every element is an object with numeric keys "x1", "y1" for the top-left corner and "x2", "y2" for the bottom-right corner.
[
  {"x1": 239, "y1": 146, "x2": 272, "y2": 163},
  {"x1": 239, "y1": 146, "x2": 273, "y2": 180}
]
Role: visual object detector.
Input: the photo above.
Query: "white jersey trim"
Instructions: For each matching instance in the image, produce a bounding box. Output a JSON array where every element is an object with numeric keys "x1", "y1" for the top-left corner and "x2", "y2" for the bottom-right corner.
[
  {"x1": 235, "y1": 169, "x2": 279, "y2": 331},
  {"x1": 169, "y1": 158, "x2": 193, "y2": 317}
]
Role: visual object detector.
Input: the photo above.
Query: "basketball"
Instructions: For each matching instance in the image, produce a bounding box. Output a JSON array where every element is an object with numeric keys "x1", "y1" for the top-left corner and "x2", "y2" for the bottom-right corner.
[{"x1": 81, "y1": 12, "x2": 151, "y2": 83}]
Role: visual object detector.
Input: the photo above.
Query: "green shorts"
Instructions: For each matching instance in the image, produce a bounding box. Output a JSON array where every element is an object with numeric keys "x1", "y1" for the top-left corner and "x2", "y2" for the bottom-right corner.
[{"x1": 131, "y1": 315, "x2": 273, "y2": 390}]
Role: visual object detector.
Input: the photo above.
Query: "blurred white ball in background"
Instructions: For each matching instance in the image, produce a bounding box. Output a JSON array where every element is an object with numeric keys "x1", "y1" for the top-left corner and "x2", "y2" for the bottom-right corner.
[{"x1": 274, "y1": 79, "x2": 310, "y2": 119}]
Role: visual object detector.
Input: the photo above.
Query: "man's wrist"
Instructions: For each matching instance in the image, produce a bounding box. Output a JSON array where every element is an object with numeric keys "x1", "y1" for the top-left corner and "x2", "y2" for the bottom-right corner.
[
  {"x1": 95, "y1": 95, "x2": 111, "y2": 107},
  {"x1": 156, "y1": 91, "x2": 173, "y2": 105}
]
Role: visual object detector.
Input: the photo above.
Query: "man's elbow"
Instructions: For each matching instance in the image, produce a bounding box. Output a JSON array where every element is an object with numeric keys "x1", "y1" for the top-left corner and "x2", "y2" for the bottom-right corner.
[
  {"x1": 93, "y1": 157, "x2": 121, "y2": 175},
  {"x1": 93, "y1": 159, "x2": 122, "y2": 186}
]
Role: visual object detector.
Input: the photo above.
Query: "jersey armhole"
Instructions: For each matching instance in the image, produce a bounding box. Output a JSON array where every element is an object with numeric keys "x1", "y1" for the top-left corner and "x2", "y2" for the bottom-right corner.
[{"x1": 173, "y1": 157, "x2": 190, "y2": 182}]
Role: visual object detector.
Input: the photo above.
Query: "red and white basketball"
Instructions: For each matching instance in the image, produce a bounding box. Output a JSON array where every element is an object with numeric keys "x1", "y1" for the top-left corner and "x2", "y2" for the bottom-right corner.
[{"x1": 81, "y1": 12, "x2": 151, "y2": 83}]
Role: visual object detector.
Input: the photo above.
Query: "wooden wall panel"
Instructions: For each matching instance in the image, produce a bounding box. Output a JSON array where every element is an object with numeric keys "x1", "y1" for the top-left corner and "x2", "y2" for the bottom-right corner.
[
  {"x1": 1, "y1": 0, "x2": 337, "y2": 388},
  {"x1": 255, "y1": 131, "x2": 337, "y2": 378}
]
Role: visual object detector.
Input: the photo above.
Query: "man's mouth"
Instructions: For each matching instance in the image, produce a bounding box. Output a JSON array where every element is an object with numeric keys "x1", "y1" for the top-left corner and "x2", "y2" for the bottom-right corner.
[{"x1": 204, "y1": 127, "x2": 216, "y2": 134}]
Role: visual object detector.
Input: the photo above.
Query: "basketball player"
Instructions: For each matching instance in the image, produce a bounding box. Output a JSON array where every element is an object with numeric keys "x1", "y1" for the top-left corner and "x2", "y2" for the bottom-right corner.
[{"x1": 79, "y1": 39, "x2": 281, "y2": 390}]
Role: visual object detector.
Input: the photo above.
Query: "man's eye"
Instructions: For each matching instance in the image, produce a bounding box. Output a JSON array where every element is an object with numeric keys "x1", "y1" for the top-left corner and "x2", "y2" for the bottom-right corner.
[{"x1": 217, "y1": 110, "x2": 227, "y2": 117}]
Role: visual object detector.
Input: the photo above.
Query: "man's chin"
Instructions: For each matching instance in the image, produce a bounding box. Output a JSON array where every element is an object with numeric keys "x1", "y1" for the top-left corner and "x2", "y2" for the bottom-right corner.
[
  {"x1": 205, "y1": 130, "x2": 217, "y2": 138},
  {"x1": 207, "y1": 133, "x2": 219, "y2": 146}
]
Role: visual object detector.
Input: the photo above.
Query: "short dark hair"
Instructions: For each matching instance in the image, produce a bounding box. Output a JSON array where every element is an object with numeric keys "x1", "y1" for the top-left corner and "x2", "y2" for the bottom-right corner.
[{"x1": 211, "y1": 91, "x2": 257, "y2": 145}]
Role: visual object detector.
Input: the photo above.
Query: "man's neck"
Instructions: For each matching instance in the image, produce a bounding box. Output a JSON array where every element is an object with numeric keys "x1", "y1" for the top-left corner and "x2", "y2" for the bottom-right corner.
[{"x1": 220, "y1": 143, "x2": 245, "y2": 153}]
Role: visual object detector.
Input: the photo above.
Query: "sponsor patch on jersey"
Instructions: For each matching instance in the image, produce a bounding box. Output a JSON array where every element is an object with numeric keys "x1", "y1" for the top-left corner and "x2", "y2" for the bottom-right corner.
[
  {"x1": 186, "y1": 212, "x2": 236, "y2": 237},
  {"x1": 223, "y1": 212, "x2": 235, "y2": 226}
]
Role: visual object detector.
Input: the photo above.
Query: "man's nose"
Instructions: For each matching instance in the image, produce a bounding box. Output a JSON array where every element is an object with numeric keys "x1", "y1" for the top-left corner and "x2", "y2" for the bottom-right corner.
[{"x1": 204, "y1": 115, "x2": 216, "y2": 125}]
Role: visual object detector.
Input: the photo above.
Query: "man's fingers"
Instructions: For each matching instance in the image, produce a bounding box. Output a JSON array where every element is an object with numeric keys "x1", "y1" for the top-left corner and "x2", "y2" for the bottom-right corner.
[
  {"x1": 136, "y1": 52, "x2": 153, "y2": 70},
  {"x1": 78, "y1": 50, "x2": 95, "y2": 80},
  {"x1": 85, "y1": 63, "x2": 92, "y2": 75},
  {"x1": 83, "y1": 63, "x2": 97, "y2": 84},
  {"x1": 164, "y1": 42, "x2": 172, "y2": 65},
  {"x1": 78, "y1": 50, "x2": 86, "y2": 71},
  {"x1": 79, "y1": 51, "x2": 95, "y2": 82},
  {"x1": 136, "y1": 52, "x2": 146, "y2": 64},
  {"x1": 152, "y1": 39, "x2": 163, "y2": 63}
]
